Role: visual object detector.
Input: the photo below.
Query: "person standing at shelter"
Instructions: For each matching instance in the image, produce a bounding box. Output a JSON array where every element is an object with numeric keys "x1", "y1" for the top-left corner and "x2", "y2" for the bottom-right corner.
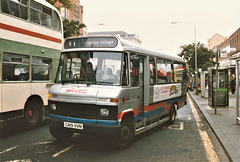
[{"x1": 230, "y1": 76, "x2": 236, "y2": 94}]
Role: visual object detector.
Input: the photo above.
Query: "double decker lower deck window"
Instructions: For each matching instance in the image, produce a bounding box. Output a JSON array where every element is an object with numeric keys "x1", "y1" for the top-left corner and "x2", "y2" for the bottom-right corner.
[
  {"x1": 2, "y1": 53, "x2": 29, "y2": 81},
  {"x1": 32, "y1": 57, "x2": 51, "y2": 81}
]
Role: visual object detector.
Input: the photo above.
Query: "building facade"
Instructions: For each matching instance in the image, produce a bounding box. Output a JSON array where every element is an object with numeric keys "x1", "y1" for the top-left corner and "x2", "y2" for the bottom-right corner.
[
  {"x1": 208, "y1": 33, "x2": 228, "y2": 50},
  {"x1": 55, "y1": 0, "x2": 84, "y2": 35},
  {"x1": 229, "y1": 28, "x2": 240, "y2": 55},
  {"x1": 87, "y1": 31, "x2": 142, "y2": 44},
  {"x1": 216, "y1": 28, "x2": 240, "y2": 74}
]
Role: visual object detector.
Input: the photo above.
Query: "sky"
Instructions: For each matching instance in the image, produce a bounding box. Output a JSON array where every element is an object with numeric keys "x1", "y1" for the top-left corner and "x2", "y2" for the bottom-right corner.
[{"x1": 80, "y1": 0, "x2": 240, "y2": 56}]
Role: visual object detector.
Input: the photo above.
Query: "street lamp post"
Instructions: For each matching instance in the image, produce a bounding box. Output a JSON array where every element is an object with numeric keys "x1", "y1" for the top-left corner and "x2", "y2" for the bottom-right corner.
[{"x1": 171, "y1": 22, "x2": 198, "y2": 95}]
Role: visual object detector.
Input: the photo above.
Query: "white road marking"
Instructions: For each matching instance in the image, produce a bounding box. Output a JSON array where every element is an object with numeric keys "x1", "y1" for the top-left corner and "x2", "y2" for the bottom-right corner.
[
  {"x1": 168, "y1": 122, "x2": 184, "y2": 130},
  {"x1": 7, "y1": 159, "x2": 32, "y2": 162},
  {"x1": 188, "y1": 97, "x2": 220, "y2": 162},
  {"x1": 52, "y1": 145, "x2": 75, "y2": 158},
  {"x1": 0, "y1": 145, "x2": 19, "y2": 155},
  {"x1": 33, "y1": 141, "x2": 53, "y2": 145}
]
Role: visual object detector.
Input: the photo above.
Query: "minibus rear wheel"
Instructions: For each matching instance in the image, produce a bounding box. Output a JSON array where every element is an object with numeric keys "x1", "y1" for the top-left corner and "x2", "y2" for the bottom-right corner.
[
  {"x1": 169, "y1": 104, "x2": 177, "y2": 124},
  {"x1": 49, "y1": 126, "x2": 74, "y2": 140}
]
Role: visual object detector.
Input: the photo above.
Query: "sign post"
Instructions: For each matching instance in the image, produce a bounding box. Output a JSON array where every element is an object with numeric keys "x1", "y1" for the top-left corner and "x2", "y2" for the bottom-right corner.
[{"x1": 214, "y1": 50, "x2": 219, "y2": 114}]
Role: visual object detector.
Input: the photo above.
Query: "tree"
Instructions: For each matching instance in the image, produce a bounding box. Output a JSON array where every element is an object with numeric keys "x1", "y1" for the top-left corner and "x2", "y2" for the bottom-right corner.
[
  {"x1": 46, "y1": 0, "x2": 87, "y2": 38},
  {"x1": 178, "y1": 42, "x2": 216, "y2": 77},
  {"x1": 63, "y1": 19, "x2": 86, "y2": 38}
]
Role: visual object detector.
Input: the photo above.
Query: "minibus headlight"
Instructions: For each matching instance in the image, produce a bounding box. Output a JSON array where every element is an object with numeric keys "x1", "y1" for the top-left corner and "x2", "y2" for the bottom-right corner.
[
  {"x1": 97, "y1": 98, "x2": 119, "y2": 104},
  {"x1": 100, "y1": 109, "x2": 109, "y2": 116},
  {"x1": 50, "y1": 104, "x2": 57, "y2": 111}
]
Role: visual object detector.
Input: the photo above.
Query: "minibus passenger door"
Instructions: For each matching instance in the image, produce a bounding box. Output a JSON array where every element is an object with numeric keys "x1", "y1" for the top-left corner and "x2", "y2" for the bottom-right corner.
[
  {"x1": 139, "y1": 57, "x2": 144, "y2": 118},
  {"x1": 130, "y1": 54, "x2": 144, "y2": 120}
]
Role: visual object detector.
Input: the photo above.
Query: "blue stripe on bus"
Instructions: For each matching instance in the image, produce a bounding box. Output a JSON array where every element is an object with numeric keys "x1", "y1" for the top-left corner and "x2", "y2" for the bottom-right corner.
[
  {"x1": 144, "y1": 107, "x2": 165, "y2": 118},
  {"x1": 49, "y1": 114, "x2": 118, "y2": 126},
  {"x1": 167, "y1": 97, "x2": 182, "y2": 105}
]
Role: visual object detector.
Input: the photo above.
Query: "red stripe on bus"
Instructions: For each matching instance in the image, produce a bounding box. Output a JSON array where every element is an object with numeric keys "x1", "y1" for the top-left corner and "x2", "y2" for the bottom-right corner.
[
  {"x1": 117, "y1": 108, "x2": 139, "y2": 120},
  {"x1": 144, "y1": 101, "x2": 167, "y2": 112},
  {"x1": 0, "y1": 23, "x2": 62, "y2": 44}
]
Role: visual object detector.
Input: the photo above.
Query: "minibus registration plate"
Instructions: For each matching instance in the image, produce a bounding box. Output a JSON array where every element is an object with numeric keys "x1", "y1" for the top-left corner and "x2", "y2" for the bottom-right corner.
[{"x1": 64, "y1": 122, "x2": 83, "y2": 130}]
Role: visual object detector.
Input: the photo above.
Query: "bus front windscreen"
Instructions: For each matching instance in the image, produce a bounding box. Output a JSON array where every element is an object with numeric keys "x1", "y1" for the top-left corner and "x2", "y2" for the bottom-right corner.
[{"x1": 56, "y1": 51, "x2": 122, "y2": 85}]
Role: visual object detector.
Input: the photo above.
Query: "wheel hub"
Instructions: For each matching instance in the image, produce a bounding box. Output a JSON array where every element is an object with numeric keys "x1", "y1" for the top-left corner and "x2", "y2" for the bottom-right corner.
[
  {"x1": 121, "y1": 126, "x2": 130, "y2": 141},
  {"x1": 28, "y1": 110, "x2": 33, "y2": 117}
]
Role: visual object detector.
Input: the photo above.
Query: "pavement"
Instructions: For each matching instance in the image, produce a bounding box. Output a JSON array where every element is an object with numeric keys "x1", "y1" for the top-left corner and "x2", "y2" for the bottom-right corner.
[{"x1": 188, "y1": 91, "x2": 240, "y2": 162}]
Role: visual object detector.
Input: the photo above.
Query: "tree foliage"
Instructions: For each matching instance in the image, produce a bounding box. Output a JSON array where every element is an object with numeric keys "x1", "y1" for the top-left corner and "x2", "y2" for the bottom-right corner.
[
  {"x1": 178, "y1": 42, "x2": 216, "y2": 76},
  {"x1": 63, "y1": 19, "x2": 86, "y2": 38}
]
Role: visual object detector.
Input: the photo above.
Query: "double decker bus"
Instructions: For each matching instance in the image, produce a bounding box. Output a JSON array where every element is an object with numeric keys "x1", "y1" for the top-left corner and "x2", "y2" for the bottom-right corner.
[
  {"x1": 46, "y1": 36, "x2": 187, "y2": 148},
  {"x1": 0, "y1": 0, "x2": 63, "y2": 127}
]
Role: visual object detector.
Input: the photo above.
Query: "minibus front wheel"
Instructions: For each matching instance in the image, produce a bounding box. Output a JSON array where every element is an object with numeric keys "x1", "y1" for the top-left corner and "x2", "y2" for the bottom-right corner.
[{"x1": 112, "y1": 116, "x2": 134, "y2": 149}]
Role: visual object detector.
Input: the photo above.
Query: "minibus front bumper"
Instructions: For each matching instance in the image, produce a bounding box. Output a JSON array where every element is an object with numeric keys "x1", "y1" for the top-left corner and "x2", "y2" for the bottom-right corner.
[{"x1": 45, "y1": 115, "x2": 122, "y2": 135}]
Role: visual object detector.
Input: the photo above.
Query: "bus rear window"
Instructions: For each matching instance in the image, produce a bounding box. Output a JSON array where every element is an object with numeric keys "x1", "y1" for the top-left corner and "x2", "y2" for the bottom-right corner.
[{"x1": 174, "y1": 64, "x2": 187, "y2": 83}]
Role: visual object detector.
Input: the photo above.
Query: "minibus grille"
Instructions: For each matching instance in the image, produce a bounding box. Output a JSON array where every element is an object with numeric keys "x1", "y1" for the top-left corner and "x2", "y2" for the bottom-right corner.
[{"x1": 48, "y1": 101, "x2": 118, "y2": 120}]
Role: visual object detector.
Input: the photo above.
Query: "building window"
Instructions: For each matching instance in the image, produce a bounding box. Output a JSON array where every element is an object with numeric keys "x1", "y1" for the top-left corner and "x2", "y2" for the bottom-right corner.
[
  {"x1": 66, "y1": 8, "x2": 70, "y2": 20},
  {"x1": 60, "y1": 3, "x2": 70, "y2": 20},
  {"x1": 73, "y1": 5, "x2": 79, "y2": 21}
]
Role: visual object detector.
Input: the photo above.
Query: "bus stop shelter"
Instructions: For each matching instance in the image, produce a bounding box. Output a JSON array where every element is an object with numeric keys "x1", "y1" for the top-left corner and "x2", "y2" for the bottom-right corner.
[{"x1": 230, "y1": 52, "x2": 240, "y2": 124}]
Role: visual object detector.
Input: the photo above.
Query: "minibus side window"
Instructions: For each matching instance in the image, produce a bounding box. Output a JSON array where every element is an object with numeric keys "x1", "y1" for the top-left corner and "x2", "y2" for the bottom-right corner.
[
  {"x1": 130, "y1": 54, "x2": 139, "y2": 86},
  {"x1": 149, "y1": 57, "x2": 156, "y2": 85},
  {"x1": 156, "y1": 59, "x2": 174, "y2": 84},
  {"x1": 122, "y1": 53, "x2": 129, "y2": 86}
]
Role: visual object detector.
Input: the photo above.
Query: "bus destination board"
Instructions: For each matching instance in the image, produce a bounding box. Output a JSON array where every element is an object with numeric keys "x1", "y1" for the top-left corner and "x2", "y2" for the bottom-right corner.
[{"x1": 64, "y1": 37, "x2": 118, "y2": 49}]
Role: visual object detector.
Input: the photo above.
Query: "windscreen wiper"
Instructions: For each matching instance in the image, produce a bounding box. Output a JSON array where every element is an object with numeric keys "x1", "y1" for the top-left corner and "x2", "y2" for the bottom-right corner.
[
  {"x1": 61, "y1": 78, "x2": 77, "y2": 84},
  {"x1": 96, "y1": 81, "x2": 113, "y2": 85}
]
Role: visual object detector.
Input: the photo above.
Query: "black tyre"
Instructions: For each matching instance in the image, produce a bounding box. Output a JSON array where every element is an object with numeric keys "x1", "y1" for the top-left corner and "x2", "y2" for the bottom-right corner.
[
  {"x1": 111, "y1": 117, "x2": 134, "y2": 149},
  {"x1": 49, "y1": 126, "x2": 74, "y2": 140},
  {"x1": 169, "y1": 104, "x2": 177, "y2": 124},
  {"x1": 24, "y1": 99, "x2": 43, "y2": 127}
]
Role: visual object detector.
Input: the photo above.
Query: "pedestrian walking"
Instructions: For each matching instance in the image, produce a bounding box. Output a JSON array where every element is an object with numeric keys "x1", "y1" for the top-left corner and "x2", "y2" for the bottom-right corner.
[{"x1": 230, "y1": 76, "x2": 236, "y2": 94}]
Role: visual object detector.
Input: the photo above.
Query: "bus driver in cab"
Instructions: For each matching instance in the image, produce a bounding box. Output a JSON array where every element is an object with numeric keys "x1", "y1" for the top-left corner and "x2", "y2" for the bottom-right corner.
[{"x1": 85, "y1": 62, "x2": 95, "y2": 82}]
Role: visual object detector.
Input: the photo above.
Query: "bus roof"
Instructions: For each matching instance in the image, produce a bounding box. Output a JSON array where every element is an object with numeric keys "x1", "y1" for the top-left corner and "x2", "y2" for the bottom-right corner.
[{"x1": 62, "y1": 36, "x2": 185, "y2": 63}]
